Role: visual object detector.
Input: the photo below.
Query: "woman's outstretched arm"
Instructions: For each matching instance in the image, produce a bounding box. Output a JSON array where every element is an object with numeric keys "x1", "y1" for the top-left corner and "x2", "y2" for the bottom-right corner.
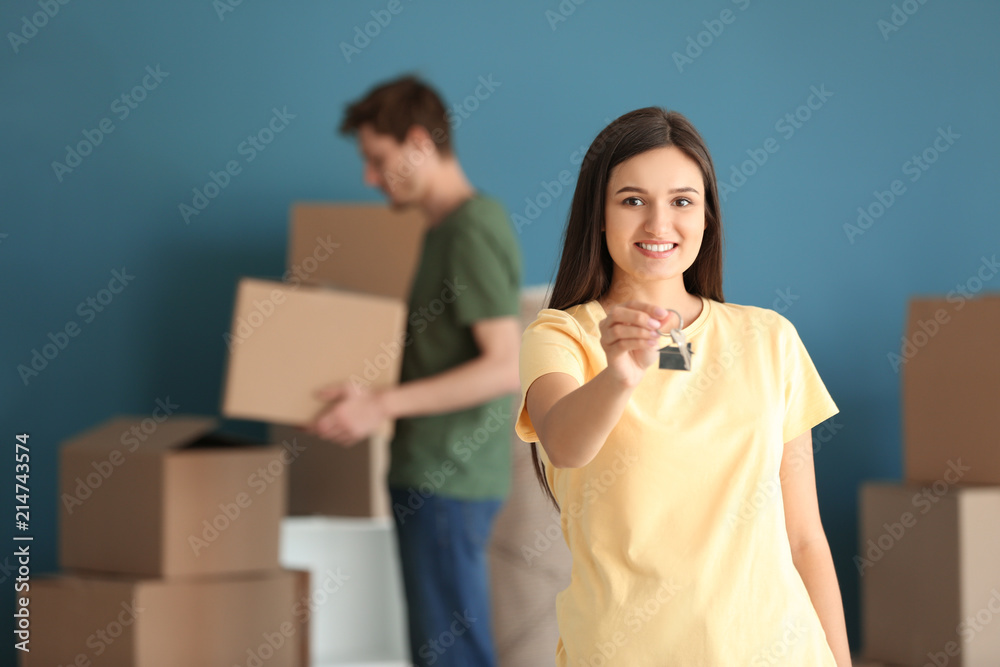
[
  {"x1": 526, "y1": 368, "x2": 633, "y2": 468},
  {"x1": 526, "y1": 301, "x2": 667, "y2": 468}
]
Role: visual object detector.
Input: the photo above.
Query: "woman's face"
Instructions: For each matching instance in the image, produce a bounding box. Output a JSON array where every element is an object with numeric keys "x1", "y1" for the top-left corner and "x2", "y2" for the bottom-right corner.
[{"x1": 603, "y1": 146, "x2": 707, "y2": 287}]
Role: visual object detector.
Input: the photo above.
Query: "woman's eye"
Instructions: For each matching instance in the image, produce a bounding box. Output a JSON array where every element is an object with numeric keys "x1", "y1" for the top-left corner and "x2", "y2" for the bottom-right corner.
[
  {"x1": 674, "y1": 198, "x2": 692, "y2": 207},
  {"x1": 623, "y1": 196, "x2": 643, "y2": 206}
]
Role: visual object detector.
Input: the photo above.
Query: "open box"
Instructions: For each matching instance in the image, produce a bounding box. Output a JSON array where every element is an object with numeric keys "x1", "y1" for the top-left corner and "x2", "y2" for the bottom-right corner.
[{"x1": 59, "y1": 415, "x2": 287, "y2": 577}]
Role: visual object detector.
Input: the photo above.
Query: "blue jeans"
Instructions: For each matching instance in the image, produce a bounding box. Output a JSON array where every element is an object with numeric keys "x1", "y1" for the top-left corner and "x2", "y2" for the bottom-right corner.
[{"x1": 389, "y1": 486, "x2": 502, "y2": 667}]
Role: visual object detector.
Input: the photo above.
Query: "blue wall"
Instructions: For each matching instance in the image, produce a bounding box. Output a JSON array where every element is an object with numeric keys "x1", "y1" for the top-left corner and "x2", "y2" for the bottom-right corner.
[{"x1": 2, "y1": 0, "x2": 997, "y2": 661}]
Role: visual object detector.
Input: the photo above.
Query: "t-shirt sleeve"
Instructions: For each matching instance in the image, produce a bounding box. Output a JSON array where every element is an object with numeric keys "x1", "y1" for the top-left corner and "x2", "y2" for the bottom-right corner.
[
  {"x1": 447, "y1": 217, "x2": 521, "y2": 326},
  {"x1": 514, "y1": 309, "x2": 588, "y2": 443},
  {"x1": 779, "y1": 316, "x2": 839, "y2": 442}
]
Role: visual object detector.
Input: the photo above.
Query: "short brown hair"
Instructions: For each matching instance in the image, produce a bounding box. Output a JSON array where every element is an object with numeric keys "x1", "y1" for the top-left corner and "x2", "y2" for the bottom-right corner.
[{"x1": 339, "y1": 75, "x2": 452, "y2": 156}]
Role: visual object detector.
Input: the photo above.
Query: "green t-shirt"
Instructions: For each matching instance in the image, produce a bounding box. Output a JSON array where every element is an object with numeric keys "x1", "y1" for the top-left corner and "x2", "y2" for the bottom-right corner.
[{"x1": 387, "y1": 193, "x2": 522, "y2": 500}]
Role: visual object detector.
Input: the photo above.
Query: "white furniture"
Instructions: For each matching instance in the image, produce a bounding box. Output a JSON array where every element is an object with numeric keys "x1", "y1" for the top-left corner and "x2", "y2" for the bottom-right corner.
[{"x1": 280, "y1": 517, "x2": 408, "y2": 666}]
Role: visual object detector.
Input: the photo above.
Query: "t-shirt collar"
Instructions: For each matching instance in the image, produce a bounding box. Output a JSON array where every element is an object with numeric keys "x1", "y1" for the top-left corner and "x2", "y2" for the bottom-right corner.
[{"x1": 591, "y1": 296, "x2": 711, "y2": 338}]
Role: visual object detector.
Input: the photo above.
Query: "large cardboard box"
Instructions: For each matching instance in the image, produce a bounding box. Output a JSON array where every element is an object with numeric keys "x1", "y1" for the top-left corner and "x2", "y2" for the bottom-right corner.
[
  {"x1": 21, "y1": 568, "x2": 309, "y2": 667},
  {"x1": 270, "y1": 423, "x2": 391, "y2": 518},
  {"x1": 860, "y1": 482, "x2": 1000, "y2": 667},
  {"x1": 903, "y1": 293, "x2": 1000, "y2": 484},
  {"x1": 287, "y1": 203, "x2": 424, "y2": 295},
  {"x1": 221, "y1": 278, "x2": 407, "y2": 429},
  {"x1": 222, "y1": 204, "x2": 425, "y2": 429},
  {"x1": 60, "y1": 415, "x2": 287, "y2": 577}
]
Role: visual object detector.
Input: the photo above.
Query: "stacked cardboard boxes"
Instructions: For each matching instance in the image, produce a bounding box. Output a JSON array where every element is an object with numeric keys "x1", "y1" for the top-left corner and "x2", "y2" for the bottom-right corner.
[
  {"x1": 26, "y1": 416, "x2": 308, "y2": 667},
  {"x1": 221, "y1": 203, "x2": 427, "y2": 664},
  {"x1": 222, "y1": 203, "x2": 425, "y2": 518},
  {"x1": 860, "y1": 294, "x2": 1000, "y2": 667}
]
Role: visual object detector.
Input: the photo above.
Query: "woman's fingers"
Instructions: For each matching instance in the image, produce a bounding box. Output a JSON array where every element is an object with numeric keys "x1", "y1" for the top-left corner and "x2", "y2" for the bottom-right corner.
[
  {"x1": 605, "y1": 337, "x2": 660, "y2": 354},
  {"x1": 604, "y1": 322, "x2": 661, "y2": 345},
  {"x1": 604, "y1": 303, "x2": 672, "y2": 335},
  {"x1": 600, "y1": 301, "x2": 677, "y2": 375},
  {"x1": 619, "y1": 300, "x2": 668, "y2": 321}
]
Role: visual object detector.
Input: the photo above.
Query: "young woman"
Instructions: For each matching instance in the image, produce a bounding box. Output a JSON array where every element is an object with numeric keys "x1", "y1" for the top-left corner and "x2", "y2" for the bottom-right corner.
[{"x1": 515, "y1": 108, "x2": 852, "y2": 666}]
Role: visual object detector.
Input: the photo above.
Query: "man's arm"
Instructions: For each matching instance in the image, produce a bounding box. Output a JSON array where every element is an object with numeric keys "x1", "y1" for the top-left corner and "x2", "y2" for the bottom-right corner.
[
  {"x1": 309, "y1": 316, "x2": 520, "y2": 444},
  {"x1": 380, "y1": 316, "x2": 521, "y2": 418}
]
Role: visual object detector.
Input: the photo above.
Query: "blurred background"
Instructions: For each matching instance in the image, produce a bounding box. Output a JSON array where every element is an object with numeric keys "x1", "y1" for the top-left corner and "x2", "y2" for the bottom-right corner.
[{"x1": 2, "y1": 0, "x2": 998, "y2": 665}]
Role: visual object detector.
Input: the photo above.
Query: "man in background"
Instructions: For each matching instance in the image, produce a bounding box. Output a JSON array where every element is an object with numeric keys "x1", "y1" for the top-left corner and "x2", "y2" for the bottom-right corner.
[{"x1": 311, "y1": 75, "x2": 522, "y2": 667}]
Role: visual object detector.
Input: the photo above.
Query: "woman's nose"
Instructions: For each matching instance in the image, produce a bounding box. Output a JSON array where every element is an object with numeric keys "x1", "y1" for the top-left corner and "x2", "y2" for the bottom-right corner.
[{"x1": 644, "y1": 203, "x2": 675, "y2": 237}]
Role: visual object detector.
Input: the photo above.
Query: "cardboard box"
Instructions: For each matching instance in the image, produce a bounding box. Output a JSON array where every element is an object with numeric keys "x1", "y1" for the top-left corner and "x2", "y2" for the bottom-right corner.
[
  {"x1": 270, "y1": 423, "x2": 391, "y2": 518},
  {"x1": 222, "y1": 204, "x2": 425, "y2": 429},
  {"x1": 287, "y1": 202, "x2": 424, "y2": 296},
  {"x1": 903, "y1": 294, "x2": 1000, "y2": 484},
  {"x1": 221, "y1": 278, "x2": 407, "y2": 429},
  {"x1": 21, "y1": 568, "x2": 309, "y2": 667},
  {"x1": 60, "y1": 416, "x2": 286, "y2": 577},
  {"x1": 860, "y1": 482, "x2": 1000, "y2": 667}
]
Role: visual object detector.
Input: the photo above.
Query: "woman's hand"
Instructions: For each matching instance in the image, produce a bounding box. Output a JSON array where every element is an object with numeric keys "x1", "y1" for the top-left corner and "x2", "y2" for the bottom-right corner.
[{"x1": 598, "y1": 301, "x2": 674, "y2": 387}]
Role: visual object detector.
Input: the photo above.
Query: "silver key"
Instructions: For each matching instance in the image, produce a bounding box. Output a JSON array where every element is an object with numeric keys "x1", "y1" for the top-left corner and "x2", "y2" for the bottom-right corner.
[
  {"x1": 669, "y1": 326, "x2": 692, "y2": 371},
  {"x1": 656, "y1": 309, "x2": 693, "y2": 371}
]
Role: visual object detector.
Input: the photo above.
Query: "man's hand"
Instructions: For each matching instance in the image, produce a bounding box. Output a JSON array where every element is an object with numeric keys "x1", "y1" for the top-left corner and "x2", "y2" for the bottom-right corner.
[{"x1": 309, "y1": 382, "x2": 388, "y2": 446}]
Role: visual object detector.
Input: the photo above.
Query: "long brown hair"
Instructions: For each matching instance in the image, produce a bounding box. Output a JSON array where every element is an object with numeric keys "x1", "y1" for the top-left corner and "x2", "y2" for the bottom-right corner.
[{"x1": 531, "y1": 107, "x2": 726, "y2": 508}]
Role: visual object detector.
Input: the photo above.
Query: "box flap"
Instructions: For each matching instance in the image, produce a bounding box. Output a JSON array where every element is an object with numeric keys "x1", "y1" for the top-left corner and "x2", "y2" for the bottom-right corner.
[
  {"x1": 288, "y1": 202, "x2": 425, "y2": 299},
  {"x1": 61, "y1": 415, "x2": 218, "y2": 454}
]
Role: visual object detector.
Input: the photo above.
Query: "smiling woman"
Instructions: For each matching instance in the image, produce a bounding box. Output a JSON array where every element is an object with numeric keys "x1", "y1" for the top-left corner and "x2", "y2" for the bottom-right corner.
[
  {"x1": 514, "y1": 108, "x2": 853, "y2": 666},
  {"x1": 600, "y1": 146, "x2": 707, "y2": 319}
]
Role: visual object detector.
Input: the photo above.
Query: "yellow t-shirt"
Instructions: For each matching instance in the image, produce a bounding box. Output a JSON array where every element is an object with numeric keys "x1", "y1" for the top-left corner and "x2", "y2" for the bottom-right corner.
[{"x1": 515, "y1": 297, "x2": 839, "y2": 666}]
